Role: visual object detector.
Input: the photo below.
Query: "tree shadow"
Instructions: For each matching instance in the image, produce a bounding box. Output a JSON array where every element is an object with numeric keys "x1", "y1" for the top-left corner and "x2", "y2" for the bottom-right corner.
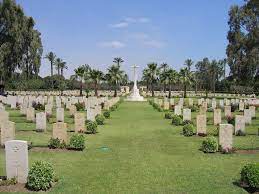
[{"x1": 233, "y1": 180, "x2": 259, "y2": 193}]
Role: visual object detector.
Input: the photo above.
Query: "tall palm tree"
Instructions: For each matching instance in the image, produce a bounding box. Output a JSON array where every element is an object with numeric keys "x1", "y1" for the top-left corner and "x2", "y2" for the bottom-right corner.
[
  {"x1": 184, "y1": 59, "x2": 194, "y2": 71},
  {"x1": 159, "y1": 63, "x2": 169, "y2": 92},
  {"x1": 166, "y1": 68, "x2": 178, "y2": 98},
  {"x1": 106, "y1": 64, "x2": 125, "y2": 97},
  {"x1": 73, "y1": 66, "x2": 85, "y2": 96},
  {"x1": 142, "y1": 68, "x2": 151, "y2": 92},
  {"x1": 59, "y1": 61, "x2": 68, "y2": 77},
  {"x1": 89, "y1": 69, "x2": 104, "y2": 96},
  {"x1": 179, "y1": 67, "x2": 193, "y2": 98},
  {"x1": 55, "y1": 58, "x2": 62, "y2": 76},
  {"x1": 113, "y1": 57, "x2": 124, "y2": 67},
  {"x1": 147, "y1": 63, "x2": 159, "y2": 97},
  {"x1": 45, "y1": 51, "x2": 56, "y2": 88},
  {"x1": 45, "y1": 52, "x2": 56, "y2": 77}
]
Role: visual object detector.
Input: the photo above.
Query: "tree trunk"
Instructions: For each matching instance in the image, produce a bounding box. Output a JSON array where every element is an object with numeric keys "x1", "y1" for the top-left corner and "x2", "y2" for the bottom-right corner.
[
  {"x1": 151, "y1": 83, "x2": 154, "y2": 97},
  {"x1": 169, "y1": 84, "x2": 171, "y2": 98},
  {"x1": 163, "y1": 83, "x2": 166, "y2": 93},
  {"x1": 114, "y1": 87, "x2": 117, "y2": 97},
  {"x1": 94, "y1": 82, "x2": 98, "y2": 96},
  {"x1": 184, "y1": 84, "x2": 187, "y2": 98},
  {"x1": 80, "y1": 80, "x2": 83, "y2": 96},
  {"x1": 61, "y1": 68, "x2": 63, "y2": 77},
  {"x1": 51, "y1": 61, "x2": 54, "y2": 89}
]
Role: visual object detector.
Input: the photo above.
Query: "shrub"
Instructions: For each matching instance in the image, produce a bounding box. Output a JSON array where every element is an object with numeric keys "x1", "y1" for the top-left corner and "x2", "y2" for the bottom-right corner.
[
  {"x1": 95, "y1": 114, "x2": 105, "y2": 125},
  {"x1": 240, "y1": 163, "x2": 259, "y2": 189},
  {"x1": 75, "y1": 102, "x2": 85, "y2": 111},
  {"x1": 236, "y1": 130, "x2": 246, "y2": 136},
  {"x1": 164, "y1": 112, "x2": 173, "y2": 119},
  {"x1": 48, "y1": 138, "x2": 66, "y2": 149},
  {"x1": 226, "y1": 115, "x2": 235, "y2": 125},
  {"x1": 201, "y1": 137, "x2": 218, "y2": 153},
  {"x1": 27, "y1": 161, "x2": 55, "y2": 191},
  {"x1": 191, "y1": 105, "x2": 199, "y2": 112},
  {"x1": 207, "y1": 107, "x2": 214, "y2": 112},
  {"x1": 32, "y1": 102, "x2": 45, "y2": 111},
  {"x1": 68, "y1": 134, "x2": 85, "y2": 151},
  {"x1": 0, "y1": 178, "x2": 17, "y2": 186},
  {"x1": 86, "y1": 121, "x2": 98, "y2": 134},
  {"x1": 171, "y1": 115, "x2": 182, "y2": 126},
  {"x1": 183, "y1": 124, "x2": 194, "y2": 136},
  {"x1": 103, "y1": 111, "x2": 110, "y2": 119},
  {"x1": 221, "y1": 147, "x2": 235, "y2": 154},
  {"x1": 110, "y1": 105, "x2": 117, "y2": 111},
  {"x1": 182, "y1": 120, "x2": 193, "y2": 125}
]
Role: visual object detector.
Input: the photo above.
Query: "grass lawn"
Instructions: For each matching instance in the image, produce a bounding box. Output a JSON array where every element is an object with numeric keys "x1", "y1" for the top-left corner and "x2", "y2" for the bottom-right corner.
[{"x1": 0, "y1": 101, "x2": 259, "y2": 193}]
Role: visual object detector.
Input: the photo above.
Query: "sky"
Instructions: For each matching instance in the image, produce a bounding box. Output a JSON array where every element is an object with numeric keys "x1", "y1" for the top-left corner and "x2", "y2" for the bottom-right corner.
[{"x1": 16, "y1": 0, "x2": 244, "y2": 80}]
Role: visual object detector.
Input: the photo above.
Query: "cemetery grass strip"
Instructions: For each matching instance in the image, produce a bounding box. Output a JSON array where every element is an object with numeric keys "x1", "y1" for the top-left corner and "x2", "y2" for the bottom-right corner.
[{"x1": 0, "y1": 101, "x2": 258, "y2": 193}]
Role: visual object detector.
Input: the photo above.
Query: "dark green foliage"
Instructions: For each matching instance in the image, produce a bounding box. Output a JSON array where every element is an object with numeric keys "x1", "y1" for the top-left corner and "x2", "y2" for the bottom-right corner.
[
  {"x1": 164, "y1": 112, "x2": 173, "y2": 119},
  {"x1": 207, "y1": 107, "x2": 214, "y2": 112},
  {"x1": 48, "y1": 138, "x2": 66, "y2": 149},
  {"x1": 171, "y1": 115, "x2": 182, "y2": 126},
  {"x1": 75, "y1": 102, "x2": 85, "y2": 111},
  {"x1": 231, "y1": 103, "x2": 238, "y2": 112},
  {"x1": 68, "y1": 134, "x2": 85, "y2": 151},
  {"x1": 103, "y1": 111, "x2": 110, "y2": 119},
  {"x1": 236, "y1": 130, "x2": 246, "y2": 136},
  {"x1": 0, "y1": 178, "x2": 17, "y2": 186},
  {"x1": 240, "y1": 163, "x2": 259, "y2": 189},
  {"x1": 201, "y1": 137, "x2": 218, "y2": 153},
  {"x1": 182, "y1": 124, "x2": 194, "y2": 136},
  {"x1": 86, "y1": 121, "x2": 98, "y2": 134},
  {"x1": 27, "y1": 161, "x2": 55, "y2": 191},
  {"x1": 32, "y1": 102, "x2": 44, "y2": 111},
  {"x1": 191, "y1": 105, "x2": 199, "y2": 112},
  {"x1": 182, "y1": 120, "x2": 193, "y2": 125},
  {"x1": 226, "y1": 116, "x2": 235, "y2": 125},
  {"x1": 95, "y1": 114, "x2": 105, "y2": 125}
]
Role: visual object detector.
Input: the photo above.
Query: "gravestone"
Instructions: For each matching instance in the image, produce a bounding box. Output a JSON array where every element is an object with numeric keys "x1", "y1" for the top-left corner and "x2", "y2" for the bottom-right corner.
[
  {"x1": 0, "y1": 111, "x2": 9, "y2": 124},
  {"x1": 239, "y1": 101, "x2": 244, "y2": 111},
  {"x1": 56, "y1": 108, "x2": 64, "y2": 122},
  {"x1": 244, "y1": 109, "x2": 251, "y2": 124},
  {"x1": 169, "y1": 98, "x2": 174, "y2": 106},
  {"x1": 213, "y1": 109, "x2": 221, "y2": 125},
  {"x1": 163, "y1": 101, "x2": 169, "y2": 110},
  {"x1": 199, "y1": 106, "x2": 206, "y2": 114},
  {"x1": 249, "y1": 106, "x2": 255, "y2": 118},
  {"x1": 211, "y1": 100, "x2": 217, "y2": 109},
  {"x1": 36, "y1": 112, "x2": 46, "y2": 132},
  {"x1": 87, "y1": 107, "x2": 96, "y2": 121},
  {"x1": 188, "y1": 98, "x2": 193, "y2": 107},
  {"x1": 74, "y1": 113, "x2": 86, "y2": 133},
  {"x1": 26, "y1": 107, "x2": 35, "y2": 122},
  {"x1": 45, "y1": 104, "x2": 52, "y2": 116},
  {"x1": 53, "y1": 122, "x2": 68, "y2": 143},
  {"x1": 235, "y1": 115, "x2": 245, "y2": 135},
  {"x1": 224, "y1": 106, "x2": 231, "y2": 117},
  {"x1": 183, "y1": 108, "x2": 191, "y2": 121},
  {"x1": 219, "y1": 124, "x2": 233, "y2": 150},
  {"x1": 1, "y1": 121, "x2": 15, "y2": 146},
  {"x1": 196, "y1": 114, "x2": 206, "y2": 134},
  {"x1": 174, "y1": 105, "x2": 182, "y2": 115},
  {"x1": 5, "y1": 140, "x2": 28, "y2": 183},
  {"x1": 69, "y1": 105, "x2": 77, "y2": 116}
]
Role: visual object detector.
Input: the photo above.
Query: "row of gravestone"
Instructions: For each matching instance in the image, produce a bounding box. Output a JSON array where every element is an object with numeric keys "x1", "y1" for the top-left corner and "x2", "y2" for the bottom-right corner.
[{"x1": 0, "y1": 97, "x2": 120, "y2": 146}]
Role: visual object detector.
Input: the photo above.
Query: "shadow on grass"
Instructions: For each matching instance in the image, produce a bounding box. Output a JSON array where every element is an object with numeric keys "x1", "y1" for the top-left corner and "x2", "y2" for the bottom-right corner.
[{"x1": 233, "y1": 180, "x2": 259, "y2": 194}]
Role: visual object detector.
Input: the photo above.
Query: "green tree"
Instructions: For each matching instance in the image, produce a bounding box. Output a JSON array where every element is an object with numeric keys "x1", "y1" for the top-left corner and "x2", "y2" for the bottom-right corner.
[
  {"x1": 146, "y1": 63, "x2": 159, "y2": 97},
  {"x1": 59, "y1": 61, "x2": 68, "y2": 77},
  {"x1": 159, "y1": 63, "x2": 169, "y2": 92},
  {"x1": 166, "y1": 69, "x2": 178, "y2": 98},
  {"x1": 89, "y1": 69, "x2": 104, "y2": 96},
  {"x1": 106, "y1": 65, "x2": 125, "y2": 97},
  {"x1": 179, "y1": 67, "x2": 193, "y2": 98},
  {"x1": 113, "y1": 57, "x2": 124, "y2": 67},
  {"x1": 73, "y1": 66, "x2": 85, "y2": 96}
]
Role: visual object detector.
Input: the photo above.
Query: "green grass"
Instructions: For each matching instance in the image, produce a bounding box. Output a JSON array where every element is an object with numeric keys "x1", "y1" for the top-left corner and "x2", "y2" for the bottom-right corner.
[{"x1": 0, "y1": 101, "x2": 259, "y2": 193}]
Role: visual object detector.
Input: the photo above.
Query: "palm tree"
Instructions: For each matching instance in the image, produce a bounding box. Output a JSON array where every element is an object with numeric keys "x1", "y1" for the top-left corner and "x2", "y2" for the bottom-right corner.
[
  {"x1": 113, "y1": 57, "x2": 124, "y2": 67},
  {"x1": 59, "y1": 61, "x2": 68, "y2": 77},
  {"x1": 184, "y1": 59, "x2": 194, "y2": 71},
  {"x1": 55, "y1": 58, "x2": 62, "y2": 76},
  {"x1": 106, "y1": 64, "x2": 125, "y2": 97},
  {"x1": 89, "y1": 69, "x2": 104, "y2": 96},
  {"x1": 147, "y1": 63, "x2": 159, "y2": 97},
  {"x1": 166, "y1": 69, "x2": 178, "y2": 98},
  {"x1": 45, "y1": 52, "x2": 56, "y2": 76},
  {"x1": 45, "y1": 51, "x2": 56, "y2": 88},
  {"x1": 179, "y1": 67, "x2": 193, "y2": 98},
  {"x1": 142, "y1": 68, "x2": 151, "y2": 92},
  {"x1": 159, "y1": 63, "x2": 169, "y2": 92},
  {"x1": 73, "y1": 66, "x2": 85, "y2": 96}
]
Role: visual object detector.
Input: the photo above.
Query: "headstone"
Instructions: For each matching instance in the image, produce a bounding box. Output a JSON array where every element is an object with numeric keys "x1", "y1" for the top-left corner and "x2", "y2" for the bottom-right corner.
[
  {"x1": 163, "y1": 101, "x2": 169, "y2": 110},
  {"x1": 235, "y1": 115, "x2": 245, "y2": 135},
  {"x1": 0, "y1": 111, "x2": 9, "y2": 124},
  {"x1": 74, "y1": 113, "x2": 86, "y2": 133},
  {"x1": 26, "y1": 107, "x2": 35, "y2": 122},
  {"x1": 249, "y1": 106, "x2": 255, "y2": 118},
  {"x1": 183, "y1": 108, "x2": 191, "y2": 121},
  {"x1": 224, "y1": 106, "x2": 231, "y2": 117},
  {"x1": 213, "y1": 109, "x2": 221, "y2": 125},
  {"x1": 196, "y1": 114, "x2": 206, "y2": 134},
  {"x1": 5, "y1": 140, "x2": 28, "y2": 183},
  {"x1": 188, "y1": 98, "x2": 193, "y2": 107},
  {"x1": 244, "y1": 109, "x2": 251, "y2": 124},
  {"x1": 69, "y1": 105, "x2": 77, "y2": 116},
  {"x1": 45, "y1": 104, "x2": 52, "y2": 116},
  {"x1": 174, "y1": 105, "x2": 182, "y2": 116},
  {"x1": 1, "y1": 121, "x2": 15, "y2": 146},
  {"x1": 36, "y1": 112, "x2": 46, "y2": 132},
  {"x1": 219, "y1": 124, "x2": 233, "y2": 150},
  {"x1": 53, "y1": 122, "x2": 68, "y2": 143},
  {"x1": 239, "y1": 101, "x2": 244, "y2": 111},
  {"x1": 56, "y1": 108, "x2": 64, "y2": 122}
]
